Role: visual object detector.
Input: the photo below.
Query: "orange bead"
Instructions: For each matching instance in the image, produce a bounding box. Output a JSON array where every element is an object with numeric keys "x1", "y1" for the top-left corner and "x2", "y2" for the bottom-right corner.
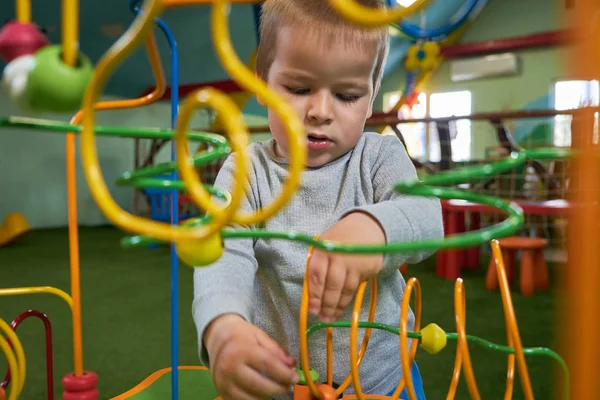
[{"x1": 316, "y1": 384, "x2": 337, "y2": 400}]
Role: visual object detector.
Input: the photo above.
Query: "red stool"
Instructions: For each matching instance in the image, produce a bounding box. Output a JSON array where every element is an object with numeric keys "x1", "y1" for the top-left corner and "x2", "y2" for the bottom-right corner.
[
  {"x1": 399, "y1": 263, "x2": 408, "y2": 275},
  {"x1": 486, "y1": 236, "x2": 549, "y2": 296}
]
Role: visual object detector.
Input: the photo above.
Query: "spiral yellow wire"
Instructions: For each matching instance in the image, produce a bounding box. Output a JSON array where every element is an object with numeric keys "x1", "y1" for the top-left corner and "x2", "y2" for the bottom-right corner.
[
  {"x1": 80, "y1": 0, "x2": 242, "y2": 243},
  {"x1": 80, "y1": 0, "x2": 305, "y2": 245},
  {"x1": 0, "y1": 319, "x2": 25, "y2": 400},
  {"x1": 209, "y1": 0, "x2": 306, "y2": 226}
]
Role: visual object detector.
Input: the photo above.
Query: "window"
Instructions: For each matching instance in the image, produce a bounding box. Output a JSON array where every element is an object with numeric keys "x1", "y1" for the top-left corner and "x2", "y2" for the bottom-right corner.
[
  {"x1": 382, "y1": 91, "x2": 427, "y2": 159},
  {"x1": 382, "y1": 89, "x2": 472, "y2": 161},
  {"x1": 553, "y1": 79, "x2": 599, "y2": 147},
  {"x1": 429, "y1": 90, "x2": 472, "y2": 162}
]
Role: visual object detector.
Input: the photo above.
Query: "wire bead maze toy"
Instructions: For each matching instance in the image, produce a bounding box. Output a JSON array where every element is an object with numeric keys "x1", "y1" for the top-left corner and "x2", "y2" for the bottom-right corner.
[{"x1": 1, "y1": 0, "x2": 597, "y2": 398}]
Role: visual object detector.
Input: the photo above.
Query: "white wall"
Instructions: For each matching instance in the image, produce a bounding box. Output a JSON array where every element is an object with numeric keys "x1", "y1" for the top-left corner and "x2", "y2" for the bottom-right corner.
[{"x1": 0, "y1": 91, "x2": 269, "y2": 229}]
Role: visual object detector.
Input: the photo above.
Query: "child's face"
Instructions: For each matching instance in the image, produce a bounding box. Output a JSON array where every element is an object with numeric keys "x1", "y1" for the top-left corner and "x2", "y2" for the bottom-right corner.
[{"x1": 262, "y1": 25, "x2": 377, "y2": 167}]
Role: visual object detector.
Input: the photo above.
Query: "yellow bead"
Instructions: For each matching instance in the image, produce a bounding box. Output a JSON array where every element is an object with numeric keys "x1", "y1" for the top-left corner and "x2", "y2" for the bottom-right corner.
[
  {"x1": 175, "y1": 233, "x2": 224, "y2": 267},
  {"x1": 419, "y1": 323, "x2": 447, "y2": 355}
]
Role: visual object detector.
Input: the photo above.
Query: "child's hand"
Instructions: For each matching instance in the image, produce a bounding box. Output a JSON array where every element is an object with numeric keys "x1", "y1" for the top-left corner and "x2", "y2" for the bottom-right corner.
[
  {"x1": 307, "y1": 212, "x2": 385, "y2": 322},
  {"x1": 204, "y1": 314, "x2": 299, "y2": 400}
]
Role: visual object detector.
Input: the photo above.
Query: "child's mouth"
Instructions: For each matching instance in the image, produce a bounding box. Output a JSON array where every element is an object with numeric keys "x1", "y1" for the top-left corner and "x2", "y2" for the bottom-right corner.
[{"x1": 307, "y1": 134, "x2": 332, "y2": 151}]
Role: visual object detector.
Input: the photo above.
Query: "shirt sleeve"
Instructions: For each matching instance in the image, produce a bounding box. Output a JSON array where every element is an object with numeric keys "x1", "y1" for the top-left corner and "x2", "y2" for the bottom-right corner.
[
  {"x1": 344, "y1": 134, "x2": 444, "y2": 275},
  {"x1": 191, "y1": 152, "x2": 259, "y2": 367}
]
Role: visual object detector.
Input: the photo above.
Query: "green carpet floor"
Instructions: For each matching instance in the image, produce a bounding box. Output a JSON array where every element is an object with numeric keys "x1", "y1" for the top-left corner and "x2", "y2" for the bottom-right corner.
[{"x1": 0, "y1": 227, "x2": 563, "y2": 399}]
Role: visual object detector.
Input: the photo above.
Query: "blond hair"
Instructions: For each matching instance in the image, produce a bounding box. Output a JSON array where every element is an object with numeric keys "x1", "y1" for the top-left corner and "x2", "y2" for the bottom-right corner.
[{"x1": 255, "y1": 0, "x2": 390, "y2": 99}]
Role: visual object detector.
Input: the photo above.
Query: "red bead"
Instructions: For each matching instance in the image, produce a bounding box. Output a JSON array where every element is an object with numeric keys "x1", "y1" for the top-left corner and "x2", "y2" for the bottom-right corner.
[
  {"x1": 0, "y1": 21, "x2": 50, "y2": 63},
  {"x1": 0, "y1": 386, "x2": 6, "y2": 400},
  {"x1": 61, "y1": 371, "x2": 99, "y2": 400}
]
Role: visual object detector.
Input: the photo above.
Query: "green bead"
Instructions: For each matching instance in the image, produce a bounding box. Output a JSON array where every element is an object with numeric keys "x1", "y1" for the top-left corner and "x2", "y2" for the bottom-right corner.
[
  {"x1": 296, "y1": 368, "x2": 319, "y2": 385},
  {"x1": 26, "y1": 44, "x2": 93, "y2": 113}
]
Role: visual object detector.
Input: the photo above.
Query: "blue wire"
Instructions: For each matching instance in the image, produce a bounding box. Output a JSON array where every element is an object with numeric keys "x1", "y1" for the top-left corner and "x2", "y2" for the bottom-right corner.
[
  {"x1": 128, "y1": 2, "x2": 180, "y2": 399},
  {"x1": 252, "y1": 3, "x2": 262, "y2": 43},
  {"x1": 399, "y1": 0, "x2": 485, "y2": 40},
  {"x1": 387, "y1": 0, "x2": 487, "y2": 41}
]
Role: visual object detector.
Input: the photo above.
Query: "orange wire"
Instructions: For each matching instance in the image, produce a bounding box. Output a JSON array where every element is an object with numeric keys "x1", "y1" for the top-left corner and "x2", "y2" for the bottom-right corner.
[
  {"x1": 454, "y1": 279, "x2": 481, "y2": 400},
  {"x1": 445, "y1": 350, "x2": 462, "y2": 399},
  {"x1": 349, "y1": 281, "x2": 369, "y2": 400},
  {"x1": 502, "y1": 329, "x2": 516, "y2": 400},
  {"x1": 326, "y1": 327, "x2": 332, "y2": 386},
  {"x1": 496, "y1": 247, "x2": 516, "y2": 400},
  {"x1": 66, "y1": 31, "x2": 166, "y2": 376},
  {"x1": 336, "y1": 278, "x2": 376, "y2": 396},
  {"x1": 299, "y1": 240, "x2": 377, "y2": 399},
  {"x1": 299, "y1": 242, "x2": 322, "y2": 399},
  {"x1": 490, "y1": 240, "x2": 534, "y2": 399},
  {"x1": 394, "y1": 277, "x2": 421, "y2": 400}
]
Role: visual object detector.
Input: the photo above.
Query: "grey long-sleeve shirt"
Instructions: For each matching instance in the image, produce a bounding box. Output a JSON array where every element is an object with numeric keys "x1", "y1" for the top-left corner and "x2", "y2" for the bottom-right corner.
[{"x1": 192, "y1": 132, "x2": 443, "y2": 397}]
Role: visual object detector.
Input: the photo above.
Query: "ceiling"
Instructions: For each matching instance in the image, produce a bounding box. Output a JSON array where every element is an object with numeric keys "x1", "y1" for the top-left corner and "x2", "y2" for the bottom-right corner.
[{"x1": 0, "y1": 0, "x2": 478, "y2": 101}]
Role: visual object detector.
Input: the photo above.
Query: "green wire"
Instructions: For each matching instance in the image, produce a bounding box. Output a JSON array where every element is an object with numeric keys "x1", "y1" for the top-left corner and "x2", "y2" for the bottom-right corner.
[
  {"x1": 2, "y1": 117, "x2": 573, "y2": 254},
  {"x1": 306, "y1": 321, "x2": 570, "y2": 397}
]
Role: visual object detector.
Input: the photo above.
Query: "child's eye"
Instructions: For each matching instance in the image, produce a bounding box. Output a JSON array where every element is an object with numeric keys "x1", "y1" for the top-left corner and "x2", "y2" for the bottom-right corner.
[
  {"x1": 336, "y1": 93, "x2": 360, "y2": 103},
  {"x1": 284, "y1": 86, "x2": 310, "y2": 95}
]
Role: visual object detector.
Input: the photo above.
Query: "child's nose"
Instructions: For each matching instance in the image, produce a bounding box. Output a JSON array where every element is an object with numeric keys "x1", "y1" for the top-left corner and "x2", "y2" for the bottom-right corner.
[{"x1": 306, "y1": 91, "x2": 333, "y2": 123}]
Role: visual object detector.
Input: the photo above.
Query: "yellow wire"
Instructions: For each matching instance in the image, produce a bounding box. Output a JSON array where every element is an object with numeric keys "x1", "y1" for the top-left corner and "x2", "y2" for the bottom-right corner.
[
  {"x1": 0, "y1": 318, "x2": 26, "y2": 399},
  {"x1": 210, "y1": 0, "x2": 306, "y2": 226},
  {"x1": 81, "y1": 0, "x2": 219, "y2": 242},
  {"x1": 174, "y1": 87, "x2": 250, "y2": 234},
  {"x1": 0, "y1": 335, "x2": 19, "y2": 400},
  {"x1": 0, "y1": 286, "x2": 73, "y2": 310}
]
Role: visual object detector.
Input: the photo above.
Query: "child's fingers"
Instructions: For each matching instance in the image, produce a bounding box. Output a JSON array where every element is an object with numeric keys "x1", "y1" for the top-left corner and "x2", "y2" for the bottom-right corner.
[
  {"x1": 256, "y1": 330, "x2": 297, "y2": 367},
  {"x1": 246, "y1": 345, "x2": 298, "y2": 390},
  {"x1": 319, "y1": 261, "x2": 346, "y2": 322},
  {"x1": 307, "y1": 250, "x2": 328, "y2": 315},
  {"x1": 237, "y1": 364, "x2": 293, "y2": 399},
  {"x1": 335, "y1": 272, "x2": 360, "y2": 319}
]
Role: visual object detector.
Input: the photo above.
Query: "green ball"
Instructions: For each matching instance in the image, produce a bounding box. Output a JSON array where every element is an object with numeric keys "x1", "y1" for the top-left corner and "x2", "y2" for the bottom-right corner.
[{"x1": 26, "y1": 44, "x2": 93, "y2": 113}]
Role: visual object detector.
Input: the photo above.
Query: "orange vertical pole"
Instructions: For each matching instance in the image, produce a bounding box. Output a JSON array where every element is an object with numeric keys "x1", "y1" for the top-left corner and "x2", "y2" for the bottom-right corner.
[
  {"x1": 65, "y1": 30, "x2": 167, "y2": 377},
  {"x1": 561, "y1": 0, "x2": 600, "y2": 397},
  {"x1": 63, "y1": 0, "x2": 85, "y2": 377},
  {"x1": 66, "y1": 126, "x2": 84, "y2": 376}
]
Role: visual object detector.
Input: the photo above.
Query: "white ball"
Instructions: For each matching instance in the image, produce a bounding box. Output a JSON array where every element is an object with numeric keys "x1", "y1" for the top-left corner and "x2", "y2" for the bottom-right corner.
[{"x1": 1, "y1": 54, "x2": 36, "y2": 109}]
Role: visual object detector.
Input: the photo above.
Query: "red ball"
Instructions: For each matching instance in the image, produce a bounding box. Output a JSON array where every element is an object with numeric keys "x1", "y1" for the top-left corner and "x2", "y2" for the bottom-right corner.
[{"x1": 0, "y1": 21, "x2": 50, "y2": 63}]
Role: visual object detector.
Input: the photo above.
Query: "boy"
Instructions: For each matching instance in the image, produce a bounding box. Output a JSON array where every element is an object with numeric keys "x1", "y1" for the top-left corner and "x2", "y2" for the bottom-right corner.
[{"x1": 192, "y1": 1, "x2": 444, "y2": 399}]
